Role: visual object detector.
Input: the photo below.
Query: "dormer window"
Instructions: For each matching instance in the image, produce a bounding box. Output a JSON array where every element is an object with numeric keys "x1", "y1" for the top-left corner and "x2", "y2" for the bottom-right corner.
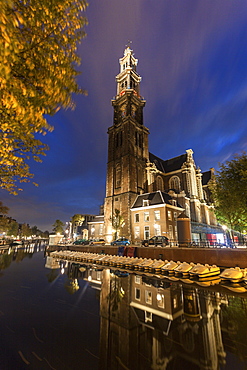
[{"x1": 143, "y1": 200, "x2": 149, "y2": 207}]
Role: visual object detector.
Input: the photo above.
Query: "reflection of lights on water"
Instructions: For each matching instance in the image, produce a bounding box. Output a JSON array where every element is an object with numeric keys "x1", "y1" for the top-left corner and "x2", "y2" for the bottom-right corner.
[
  {"x1": 120, "y1": 287, "x2": 125, "y2": 296},
  {"x1": 88, "y1": 275, "x2": 92, "y2": 281},
  {"x1": 61, "y1": 267, "x2": 65, "y2": 274},
  {"x1": 8, "y1": 248, "x2": 11, "y2": 255}
]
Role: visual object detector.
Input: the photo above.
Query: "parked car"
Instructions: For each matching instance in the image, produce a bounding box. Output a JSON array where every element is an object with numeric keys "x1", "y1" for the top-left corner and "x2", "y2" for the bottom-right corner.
[
  {"x1": 142, "y1": 235, "x2": 169, "y2": 247},
  {"x1": 90, "y1": 239, "x2": 105, "y2": 245},
  {"x1": 111, "y1": 237, "x2": 130, "y2": 246},
  {"x1": 73, "y1": 239, "x2": 88, "y2": 245}
]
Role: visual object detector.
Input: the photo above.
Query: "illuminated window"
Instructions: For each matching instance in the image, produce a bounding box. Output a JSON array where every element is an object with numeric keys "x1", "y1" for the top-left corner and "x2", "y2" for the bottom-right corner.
[
  {"x1": 157, "y1": 293, "x2": 165, "y2": 308},
  {"x1": 134, "y1": 226, "x2": 140, "y2": 239},
  {"x1": 135, "y1": 275, "x2": 141, "y2": 284},
  {"x1": 145, "y1": 290, "x2": 152, "y2": 305},
  {"x1": 99, "y1": 224, "x2": 103, "y2": 235},
  {"x1": 168, "y1": 210, "x2": 172, "y2": 220},
  {"x1": 144, "y1": 212, "x2": 149, "y2": 222},
  {"x1": 154, "y1": 224, "x2": 161, "y2": 236},
  {"x1": 169, "y1": 225, "x2": 173, "y2": 239},
  {"x1": 154, "y1": 210, "x2": 160, "y2": 220},
  {"x1": 173, "y1": 295, "x2": 178, "y2": 309}
]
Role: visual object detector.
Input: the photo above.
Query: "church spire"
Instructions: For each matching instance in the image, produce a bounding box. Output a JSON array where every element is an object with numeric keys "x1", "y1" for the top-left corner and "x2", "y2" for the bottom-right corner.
[{"x1": 116, "y1": 44, "x2": 142, "y2": 98}]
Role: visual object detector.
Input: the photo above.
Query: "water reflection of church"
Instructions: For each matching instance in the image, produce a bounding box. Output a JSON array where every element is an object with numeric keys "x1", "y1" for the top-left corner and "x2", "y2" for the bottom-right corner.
[
  {"x1": 97, "y1": 269, "x2": 227, "y2": 369},
  {"x1": 49, "y1": 254, "x2": 247, "y2": 369}
]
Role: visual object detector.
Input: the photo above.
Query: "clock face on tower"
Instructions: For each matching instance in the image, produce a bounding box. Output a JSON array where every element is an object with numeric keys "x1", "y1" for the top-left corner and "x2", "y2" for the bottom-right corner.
[
  {"x1": 119, "y1": 104, "x2": 126, "y2": 118},
  {"x1": 131, "y1": 104, "x2": 136, "y2": 117}
]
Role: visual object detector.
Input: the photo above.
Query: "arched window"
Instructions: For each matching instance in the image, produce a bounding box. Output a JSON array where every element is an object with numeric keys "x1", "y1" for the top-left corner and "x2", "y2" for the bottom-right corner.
[
  {"x1": 137, "y1": 165, "x2": 143, "y2": 188},
  {"x1": 169, "y1": 176, "x2": 181, "y2": 192},
  {"x1": 115, "y1": 163, "x2": 121, "y2": 188},
  {"x1": 156, "y1": 176, "x2": 164, "y2": 191},
  {"x1": 185, "y1": 203, "x2": 190, "y2": 218}
]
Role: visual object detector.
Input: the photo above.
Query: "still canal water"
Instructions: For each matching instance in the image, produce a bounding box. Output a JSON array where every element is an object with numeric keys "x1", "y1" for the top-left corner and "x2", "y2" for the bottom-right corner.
[{"x1": 0, "y1": 244, "x2": 247, "y2": 370}]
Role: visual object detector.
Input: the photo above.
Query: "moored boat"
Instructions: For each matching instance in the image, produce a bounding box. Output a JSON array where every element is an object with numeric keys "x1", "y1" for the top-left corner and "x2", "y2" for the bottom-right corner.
[
  {"x1": 174, "y1": 262, "x2": 194, "y2": 277},
  {"x1": 220, "y1": 267, "x2": 247, "y2": 283},
  {"x1": 161, "y1": 260, "x2": 181, "y2": 275},
  {"x1": 125, "y1": 257, "x2": 142, "y2": 269},
  {"x1": 137, "y1": 258, "x2": 154, "y2": 271},
  {"x1": 189, "y1": 264, "x2": 220, "y2": 279},
  {"x1": 195, "y1": 277, "x2": 221, "y2": 287},
  {"x1": 148, "y1": 259, "x2": 166, "y2": 273}
]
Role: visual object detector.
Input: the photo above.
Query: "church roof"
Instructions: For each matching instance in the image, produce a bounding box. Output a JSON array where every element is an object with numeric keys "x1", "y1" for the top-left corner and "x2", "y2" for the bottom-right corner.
[
  {"x1": 202, "y1": 170, "x2": 212, "y2": 186},
  {"x1": 131, "y1": 191, "x2": 183, "y2": 209},
  {"x1": 149, "y1": 152, "x2": 187, "y2": 173}
]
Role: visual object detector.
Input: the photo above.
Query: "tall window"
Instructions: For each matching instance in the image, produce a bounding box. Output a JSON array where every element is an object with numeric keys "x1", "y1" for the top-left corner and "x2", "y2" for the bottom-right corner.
[
  {"x1": 169, "y1": 176, "x2": 181, "y2": 192},
  {"x1": 168, "y1": 210, "x2": 172, "y2": 220},
  {"x1": 144, "y1": 226, "x2": 150, "y2": 239},
  {"x1": 135, "y1": 213, "x2": 140, "y2": 223},
  {"x1": 135, "y1": 275, "x2": 141, "y2": 284},
  {"x1": 154, "y1": 210, "x2": 160, "y2": 220},
  {"x1": 157, "y1": 293, "x2": 165, "y2": 308},
  {"x1": 134, "y1": 226, "x2": 140, "y2": 239},
  {"x1": 169, "y1": 225, "x2": 173, "y2": 240},
  {"x1": 156, "y1": 176, "x2": 164, "y2": 191},
  {"x1": 145, "y1": 290, "x2": 152, "y2": 305},
  {"x1": 144, "y1": 212, "x2": 149, "y2": 221},
  {"x1": 115, "y1": 131, "x2": 122, "y2": 147},
  {"x1": 154, "y1": 224, "x2": 161, "y2": 236},
  {"x1": 99, "y1": 224, "x2": 103, "y2": 235},
  {"x1": 135, "y1": 288, "x2": 141, "y2": 300},
  {"x1": 115, "y1": 163, "x2": 121, "y2": 188},
  {"x1": 137, "y1": 165, "x2": 143, "y2": 188}
]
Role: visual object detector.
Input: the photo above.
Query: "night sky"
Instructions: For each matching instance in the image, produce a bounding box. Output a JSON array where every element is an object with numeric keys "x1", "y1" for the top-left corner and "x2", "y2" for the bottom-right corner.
[{"x1": 1, "y1": 0, "x2": 247, "y2": 232}]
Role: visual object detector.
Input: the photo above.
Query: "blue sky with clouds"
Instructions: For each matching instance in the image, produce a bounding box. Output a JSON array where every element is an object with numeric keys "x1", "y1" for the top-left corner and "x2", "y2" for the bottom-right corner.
[{"x1": 1, "y1": 0, "x2": 247, "y2": 231}]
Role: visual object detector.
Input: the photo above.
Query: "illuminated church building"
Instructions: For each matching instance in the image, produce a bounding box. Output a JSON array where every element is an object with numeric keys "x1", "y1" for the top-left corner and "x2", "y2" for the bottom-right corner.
[{"x1": 96, "y1": 46, "x2": 221, "y2": 244}]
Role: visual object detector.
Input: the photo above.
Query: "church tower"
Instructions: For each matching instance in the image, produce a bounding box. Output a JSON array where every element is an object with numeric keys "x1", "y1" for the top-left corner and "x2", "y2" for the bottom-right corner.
[{"x1": 104, "y1": 46, "x2": 149, "y2": 242}]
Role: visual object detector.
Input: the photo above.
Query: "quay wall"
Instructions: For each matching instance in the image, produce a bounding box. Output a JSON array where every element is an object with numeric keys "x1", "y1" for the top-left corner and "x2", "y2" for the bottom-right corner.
[{"x1": 50, "y1": 244, "x2": 247, "y2": 269}]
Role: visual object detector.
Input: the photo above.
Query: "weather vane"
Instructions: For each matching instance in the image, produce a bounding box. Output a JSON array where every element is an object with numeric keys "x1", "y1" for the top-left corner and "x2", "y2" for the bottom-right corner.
[{"x1": 126, "y1": 40, "x2": 132, "y2": 48}]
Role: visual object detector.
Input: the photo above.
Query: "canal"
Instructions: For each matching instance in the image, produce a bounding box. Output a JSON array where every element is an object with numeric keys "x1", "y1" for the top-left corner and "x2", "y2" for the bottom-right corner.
[{"x1": 0, "y1": 244, "x2": 247, "y2": 369}]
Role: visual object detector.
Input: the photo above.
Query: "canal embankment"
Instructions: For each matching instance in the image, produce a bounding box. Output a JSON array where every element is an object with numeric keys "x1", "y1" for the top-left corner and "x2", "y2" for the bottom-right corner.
[{"x1": 49, "y1": 244, "x2": 247, "y2": 268}]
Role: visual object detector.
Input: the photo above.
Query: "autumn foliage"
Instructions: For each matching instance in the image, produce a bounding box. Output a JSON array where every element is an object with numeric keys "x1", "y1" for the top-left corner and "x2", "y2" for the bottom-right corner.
[{"x1": 0, "y1": 0, "x2": 88, "y2": 194}]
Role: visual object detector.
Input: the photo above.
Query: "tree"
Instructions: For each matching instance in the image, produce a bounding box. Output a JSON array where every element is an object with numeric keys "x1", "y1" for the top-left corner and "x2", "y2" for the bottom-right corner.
[
  {"x1": 0, "y1": 201, "x2": 9, "y2": 233},
  {"x1": 210, "y1": 153, "x2": 247, "y2": 233},
  {"x1": 0, "y1": 0, "x2": 88, "y2": 194},
  {"x1": 7, "y1": 219, "x2": 19, "y2": 237},
  {"x1": 71, "y1": 214, "x2": 85, "y2": 236},
  {"x1": 31, "y1": 225, "x2": 39, "y2": 236},
  {"x1": 111, "y1": 209, "x2": 125, "y2": 240},
  {"x1": 20, "y1": 223, "x2": 31, "y2": 238},
  {"x1": 52, "y1": 219, "x2": 64, "y2": 234},
  {"x1": 0, "y1": 201, "x2": 9, "y2": 215}
]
